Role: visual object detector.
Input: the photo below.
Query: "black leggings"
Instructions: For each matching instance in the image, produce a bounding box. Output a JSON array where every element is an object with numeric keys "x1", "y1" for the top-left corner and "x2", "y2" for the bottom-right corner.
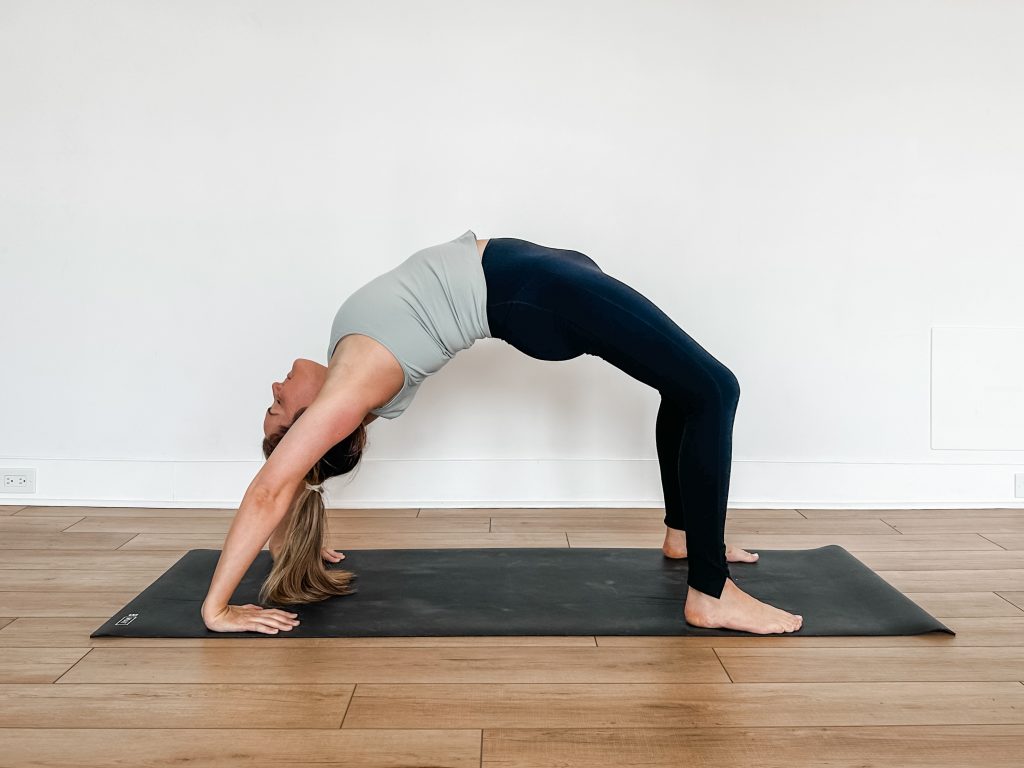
[{"x1": 481, "y1": 237, "x2": 740, "y2": 598}]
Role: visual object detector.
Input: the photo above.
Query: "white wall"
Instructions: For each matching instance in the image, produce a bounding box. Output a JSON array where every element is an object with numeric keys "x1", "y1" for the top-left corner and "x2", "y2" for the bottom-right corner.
[{"x1": 1, "y1": 0, "x2": 1022, "y2": 508}]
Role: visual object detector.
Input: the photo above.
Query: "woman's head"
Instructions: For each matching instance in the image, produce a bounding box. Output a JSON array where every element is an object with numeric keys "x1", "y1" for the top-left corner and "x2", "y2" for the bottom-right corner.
[
  {"x1": 258, "y1": 358, "x2": 369, "y2": 606},
  {"x1": 263, "y1": 358, "x2": 327, "y2": 440}
]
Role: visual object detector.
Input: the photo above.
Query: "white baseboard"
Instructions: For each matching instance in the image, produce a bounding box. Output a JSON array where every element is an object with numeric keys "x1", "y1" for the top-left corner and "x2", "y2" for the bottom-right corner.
[{"x1": 1, "y1": 457, "x2": 1022, "y2": 509}]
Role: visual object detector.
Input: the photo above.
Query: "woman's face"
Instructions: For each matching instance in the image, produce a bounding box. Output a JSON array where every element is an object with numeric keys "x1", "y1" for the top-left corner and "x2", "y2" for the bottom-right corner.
[{"x1": 263, "y1": 358, "x2": 326, "y2": 438}]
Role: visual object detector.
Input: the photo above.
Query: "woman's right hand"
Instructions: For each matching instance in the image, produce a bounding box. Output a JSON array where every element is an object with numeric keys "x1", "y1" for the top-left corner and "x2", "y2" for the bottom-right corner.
[
  {"x1": 203, "y1": 603, "x2": 300, "y2": 634},
  {"x1": 269, "y1": 543, "x2": 344, "y2": 563}
]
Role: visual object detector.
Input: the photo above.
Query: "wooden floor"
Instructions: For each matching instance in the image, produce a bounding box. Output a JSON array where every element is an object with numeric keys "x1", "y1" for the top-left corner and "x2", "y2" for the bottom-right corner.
[{"x1": 1, "y1": 503, "x2": 1023, "y2": 767}]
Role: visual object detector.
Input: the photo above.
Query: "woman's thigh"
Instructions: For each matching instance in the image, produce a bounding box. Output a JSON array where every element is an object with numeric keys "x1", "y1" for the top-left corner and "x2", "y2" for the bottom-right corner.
[
  {"x1": 484, "y1": 238, "x2": 735, "y2": 399},
  {"x1": 558, "y1": 266, "x2": 737, "y2": 401}
]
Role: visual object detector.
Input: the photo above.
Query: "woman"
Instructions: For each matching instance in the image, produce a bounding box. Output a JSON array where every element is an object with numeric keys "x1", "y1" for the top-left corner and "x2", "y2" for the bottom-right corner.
[{"x1": 201, "y1": 230, "x2": 803, "y2": 635}]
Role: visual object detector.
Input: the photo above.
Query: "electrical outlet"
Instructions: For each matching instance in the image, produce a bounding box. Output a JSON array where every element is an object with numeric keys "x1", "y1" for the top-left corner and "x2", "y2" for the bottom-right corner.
[
  {"x1": 1, "y1": 469, "x2": 36, "y2": 494},
  {"x1": 1016, "y1": 473, "x2": 1024, "y2": 499}
]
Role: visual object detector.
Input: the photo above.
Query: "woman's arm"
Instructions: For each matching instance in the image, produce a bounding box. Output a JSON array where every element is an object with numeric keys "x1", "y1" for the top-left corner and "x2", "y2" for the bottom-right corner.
[
  {"x1": 201, "y1": 388, "x2": 370, "y2": 632},
  {"x1": 201, "y1": 484, "x2": 295, "y2": 624},
  {"x1": 267, "y1": 502, "x2": 293, "y2": 558}
]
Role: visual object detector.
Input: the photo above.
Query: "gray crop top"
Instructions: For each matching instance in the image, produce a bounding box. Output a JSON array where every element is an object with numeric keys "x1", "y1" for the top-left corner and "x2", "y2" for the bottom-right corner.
[{"x1": 327, "y1": 229, "x2": 491, "y2": 419}]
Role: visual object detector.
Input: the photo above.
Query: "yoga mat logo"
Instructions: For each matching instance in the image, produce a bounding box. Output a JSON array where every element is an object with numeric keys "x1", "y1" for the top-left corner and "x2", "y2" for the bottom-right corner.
[{"x1": 114, "y1": 613, "x2": 138, "y2": 626}]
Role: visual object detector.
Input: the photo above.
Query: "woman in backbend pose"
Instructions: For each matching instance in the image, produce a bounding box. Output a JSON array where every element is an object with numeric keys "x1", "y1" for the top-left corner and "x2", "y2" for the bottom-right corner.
[{"x1": 201, "y1": 230, "x2": 804, "y2": 636}]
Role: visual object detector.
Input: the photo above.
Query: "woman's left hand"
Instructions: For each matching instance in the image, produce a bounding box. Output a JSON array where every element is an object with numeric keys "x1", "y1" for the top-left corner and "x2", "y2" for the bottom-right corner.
[{"x1": 321, "y1": 547, "x2": 346, "y2": 563}]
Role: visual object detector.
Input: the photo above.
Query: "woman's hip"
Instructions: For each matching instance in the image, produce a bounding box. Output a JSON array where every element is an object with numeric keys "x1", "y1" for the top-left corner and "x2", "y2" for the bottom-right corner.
[{"x1": 481, "y1": 237, "x2": 603, "y2": 344}]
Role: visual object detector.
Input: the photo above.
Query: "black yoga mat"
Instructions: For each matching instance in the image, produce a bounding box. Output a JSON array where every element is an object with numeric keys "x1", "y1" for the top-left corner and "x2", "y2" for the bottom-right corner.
[{"x1": 91, "y1": 545, "x2": 954, "y2": 638}]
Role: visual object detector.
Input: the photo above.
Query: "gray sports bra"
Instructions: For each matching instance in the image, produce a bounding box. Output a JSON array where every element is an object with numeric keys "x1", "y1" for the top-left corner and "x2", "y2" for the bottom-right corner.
[{"x1": 327, "y1": 229, "x2": 491, "y2": 419}]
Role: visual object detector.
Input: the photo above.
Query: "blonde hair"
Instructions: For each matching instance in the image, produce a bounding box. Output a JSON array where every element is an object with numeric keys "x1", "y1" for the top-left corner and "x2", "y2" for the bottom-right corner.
[{"x1": 259, "y1": 406, "x2": 367, "y2": 605}]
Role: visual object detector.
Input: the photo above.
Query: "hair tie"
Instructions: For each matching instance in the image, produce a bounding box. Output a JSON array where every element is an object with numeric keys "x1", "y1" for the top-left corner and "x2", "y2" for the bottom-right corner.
[{"x1": 305, "y1": 481, "x2": 325, "y2": 494}]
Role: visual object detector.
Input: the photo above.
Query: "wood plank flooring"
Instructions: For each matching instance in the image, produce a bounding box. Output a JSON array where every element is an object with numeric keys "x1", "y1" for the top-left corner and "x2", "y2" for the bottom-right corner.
[{"x1": 0, "y1": 503, "x2": 1022, "y2": 767}]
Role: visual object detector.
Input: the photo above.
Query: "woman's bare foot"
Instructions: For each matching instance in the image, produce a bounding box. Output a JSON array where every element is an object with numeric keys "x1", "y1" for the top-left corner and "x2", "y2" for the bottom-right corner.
[
  {"x1": 684, "y1": 578, "x2": 803, "y2": 634},
  {"x1": 662, "y1": 526, "x2": 759, "y2": 563}
]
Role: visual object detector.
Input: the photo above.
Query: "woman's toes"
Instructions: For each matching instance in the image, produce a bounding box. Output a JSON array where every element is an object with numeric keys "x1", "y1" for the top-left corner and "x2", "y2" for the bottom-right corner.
[{"x1": 725, "y1": 546, "x2": 759, "y2": 563}]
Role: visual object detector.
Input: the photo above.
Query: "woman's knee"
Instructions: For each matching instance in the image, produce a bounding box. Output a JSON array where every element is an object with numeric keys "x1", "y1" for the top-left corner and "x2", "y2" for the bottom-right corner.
[
  {"x1": 674, "y1": 364, "x2": 739, "y2": 411},
  {"x1": 719, "y1": 367, "x2": 740, "y2": 405}
]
